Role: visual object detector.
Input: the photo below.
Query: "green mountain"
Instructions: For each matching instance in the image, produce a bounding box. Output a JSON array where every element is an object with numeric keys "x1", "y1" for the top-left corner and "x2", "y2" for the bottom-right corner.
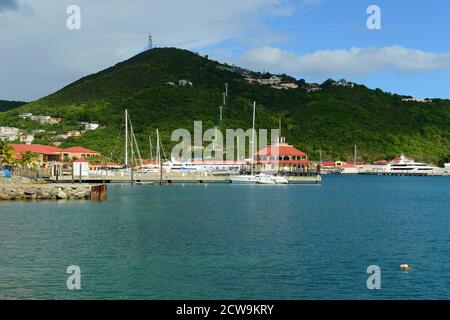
[
  {"x1": 0, "y1": 100, "x2": 28, "y2": 112},
  {"x1": 1, "y1": 47, "x2": 450, "y2": 164}
]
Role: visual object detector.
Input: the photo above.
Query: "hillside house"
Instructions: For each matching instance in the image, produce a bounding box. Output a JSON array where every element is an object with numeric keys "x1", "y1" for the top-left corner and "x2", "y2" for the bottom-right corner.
[
  {"x1": 305, "y1": 83, "x2": 322, "y2": 93},
  {"x1": 78, "y1": 122, "x2": 100, "y2": 131},
  {"x1": 178, "y1": 79, "x2": 193, "y2": 86},
  {"x1": 0, "y1": 126, "x2": 20, "y2": 142},
  {"x1": 19, "y1": 134, "x2": 35, "y2": 145},
  {"x1": 258, "y1": 76, "x2": 282, "y2": 86},
  {"x1": 333, "y1": 79, "x2": 354, "y2": 88}
]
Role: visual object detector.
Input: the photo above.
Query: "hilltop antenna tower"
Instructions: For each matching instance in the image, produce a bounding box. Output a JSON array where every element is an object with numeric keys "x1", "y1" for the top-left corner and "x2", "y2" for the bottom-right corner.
[{"x1": 148, "y1": 34, "x2": 153, "y2": 50}]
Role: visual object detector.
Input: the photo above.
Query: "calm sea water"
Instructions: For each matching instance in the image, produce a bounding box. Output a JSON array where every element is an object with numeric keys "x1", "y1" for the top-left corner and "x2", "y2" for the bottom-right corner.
[{"x1": 1, "y1": 175, "x2": 450, "y2": 300}]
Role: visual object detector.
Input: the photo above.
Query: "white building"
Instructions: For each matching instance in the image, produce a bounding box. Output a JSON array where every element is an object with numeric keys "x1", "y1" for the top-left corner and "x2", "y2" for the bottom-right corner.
[
  {"x1": 20, "y1": 113, "x2": 61, "y2": 124},
  {"x1": 72, "y1": 159, "x2": 90, "y2": 177},
  {"x1": 20, "y1": 134, "x2": 35, "y2": 145},
  {"x1": 333, "y1": 79, "x2": 354, "y2": 88},
  {"x1": 78, "y1": 122, "x2": 100, "y2": 131},
  {"x1": 0, "y1": 126, "x2": 20, "y2": 142},
  {"x1": 258, "y1": 76, "x2": 282, "y2": 86},
  {"x1": 66, "y1": 130, "x2": 81, "y2": 138},
  {"x1": 401, "y1": 97, "x2": 432, "y2": 103},
  {"x1": 178, "y1": 79, "x2": 193, "y2": 86},
  {"x1": 19, "y1": 113, "x2": 33, "y2": 119},
  {"x1": 279, "y1": 82, "x2": 298, "y2": 89}
]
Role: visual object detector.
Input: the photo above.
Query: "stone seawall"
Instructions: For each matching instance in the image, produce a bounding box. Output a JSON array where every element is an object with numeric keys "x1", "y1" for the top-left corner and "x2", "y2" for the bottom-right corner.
[{"x1": 0, "y1": 184, "x2": 93, "y2": 201}]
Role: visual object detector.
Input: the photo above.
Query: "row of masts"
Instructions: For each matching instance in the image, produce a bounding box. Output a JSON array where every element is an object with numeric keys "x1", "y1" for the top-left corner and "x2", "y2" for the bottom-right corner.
[{"x1": 124, "y1": 109, "x2": 163, "y2": 184}]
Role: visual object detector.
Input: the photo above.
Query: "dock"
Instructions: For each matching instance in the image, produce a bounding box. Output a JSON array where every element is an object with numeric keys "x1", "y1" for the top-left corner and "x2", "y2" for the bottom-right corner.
[{"x1": 50, "y1": 172, "x2": 322, "y2": 185}]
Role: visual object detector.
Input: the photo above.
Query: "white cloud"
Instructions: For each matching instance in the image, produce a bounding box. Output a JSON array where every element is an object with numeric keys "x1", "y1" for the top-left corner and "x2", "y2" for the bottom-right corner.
[
  {"x1": 0, "y1": 0, "x2": 294, "y2": 100},
  {"x1": 238, "y1": 45, "x2": 450, "y2": 78}
]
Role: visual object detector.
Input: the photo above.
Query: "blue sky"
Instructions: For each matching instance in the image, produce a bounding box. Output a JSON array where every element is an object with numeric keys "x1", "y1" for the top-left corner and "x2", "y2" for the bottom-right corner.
[{"x1": 1, "y1": 0, "x2": 450, "y2": 100}]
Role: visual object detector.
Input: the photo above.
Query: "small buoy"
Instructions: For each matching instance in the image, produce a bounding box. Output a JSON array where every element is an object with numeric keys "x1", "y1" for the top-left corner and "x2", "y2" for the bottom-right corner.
[{"x1": 400, "y1": 264, "x2": 410, "y2": 271}]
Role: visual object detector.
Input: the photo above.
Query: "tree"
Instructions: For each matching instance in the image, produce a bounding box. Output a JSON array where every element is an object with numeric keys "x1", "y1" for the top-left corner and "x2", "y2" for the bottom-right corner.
[
  {"x1": 21, "y1": 151, "x2": 39, "y2": 167},
  {"x1": 0, "y1": 141, "x2": 17, "y2": 168},
  {"x1": 438, "y1": 155, "x2": 450, "y2": 168}
]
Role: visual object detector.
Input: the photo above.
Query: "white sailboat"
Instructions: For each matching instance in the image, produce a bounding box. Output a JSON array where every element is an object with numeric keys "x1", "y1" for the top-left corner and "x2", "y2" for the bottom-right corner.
[
  {"x1": 230, "y1": 102, "x2": 288, "y2": 185},
  {"x1": 231, "y1": 101, "x2": 259, "y2": 184}
]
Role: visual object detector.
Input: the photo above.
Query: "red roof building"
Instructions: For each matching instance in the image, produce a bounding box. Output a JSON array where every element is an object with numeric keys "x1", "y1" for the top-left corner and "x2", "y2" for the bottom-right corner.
[
  {"x1": 12, "y1": 144, "x2": 62, "y2": 162},
  {"x1": 11, "y1": 144, "x2": 100, "y2": 164},
  {"x1": 255, "y1": 137, "x2": 311, "y2": 173},
  {"x1": 61, "y1": 147, "x2": 100, "y2": 160}
]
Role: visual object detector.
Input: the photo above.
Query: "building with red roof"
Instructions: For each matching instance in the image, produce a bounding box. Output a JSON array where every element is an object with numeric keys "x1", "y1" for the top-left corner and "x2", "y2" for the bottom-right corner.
[
  {"x1": 255, "y1": 137, "x2": 311, "y2": 173},
  {"x1": 11, "y1": 144, "x2": 100, "y2": 164},
  {"x1": 12, "y1": 144, "x2": 62, "y2": 163},
  {"x1": 60, "y1": 147, "x2": 100, "y2": 160}
]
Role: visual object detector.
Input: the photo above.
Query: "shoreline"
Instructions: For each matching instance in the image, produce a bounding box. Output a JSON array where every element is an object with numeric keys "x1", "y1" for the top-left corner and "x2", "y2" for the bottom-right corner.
[{"x1": 0, "y1": 181, "x2": 107, "y2": 201}]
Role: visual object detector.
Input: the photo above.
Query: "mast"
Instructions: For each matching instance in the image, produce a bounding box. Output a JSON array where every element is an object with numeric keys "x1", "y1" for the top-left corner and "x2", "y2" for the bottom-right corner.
[
  {"x1": 125, "y1": 109, "x2": 128, "y2": 167},
  {"x1": 130, "y1": 119, "x2": 135, "y2": 185},
  {"x1": 354, "y1": 145, "x2": 357, "y2": 165},
  {"x1": 149, "y1": 136, "x2": 153, "y2": 161},
  {"x1": 251, "y1": 101, "x2": 256, "y2": 175},
  {"x1": 156, "y1": 129, "x2": 162, "y2": 185},
  {"x1": 279, "y1": 115, "x2": 282, "y2": 140},
  {"x1": 237, "y1": 138, "x2": 240, "y2": 161}
]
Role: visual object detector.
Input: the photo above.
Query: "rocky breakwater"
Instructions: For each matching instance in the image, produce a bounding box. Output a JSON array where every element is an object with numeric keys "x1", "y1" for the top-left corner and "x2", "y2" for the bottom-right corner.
[{"x1": 0, "y1": 177, "x2": 96, "y2": 201}]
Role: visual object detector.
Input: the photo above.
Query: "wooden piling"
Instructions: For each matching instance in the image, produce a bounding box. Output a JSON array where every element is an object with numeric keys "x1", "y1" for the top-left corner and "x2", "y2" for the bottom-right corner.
[{"x1": 91, "y1": 184, "x2": 107, "y2": 201}]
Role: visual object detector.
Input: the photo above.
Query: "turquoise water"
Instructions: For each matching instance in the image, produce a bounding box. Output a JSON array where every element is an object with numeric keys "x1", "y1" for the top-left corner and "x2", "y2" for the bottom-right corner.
[{"x1": 1, "y1": 175, "x2": 450, "y2": 300}]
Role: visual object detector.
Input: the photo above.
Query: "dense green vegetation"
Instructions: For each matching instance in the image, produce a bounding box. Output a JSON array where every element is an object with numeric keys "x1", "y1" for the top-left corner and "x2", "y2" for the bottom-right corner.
[
  {"x1": 1, "y1": 47, "x2": 450, "y2": 164},
  {"x1": 0, "y1": 100, "x2": 27, "y2": 112}
]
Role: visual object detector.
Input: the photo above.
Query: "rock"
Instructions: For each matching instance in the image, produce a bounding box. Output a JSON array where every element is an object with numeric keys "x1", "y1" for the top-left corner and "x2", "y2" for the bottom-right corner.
[
  {"x1": 24, "y1": 188, "x2": 37, "y2": 195},
  {"x1": 0, "y1": 193, "x2": 11, "y2": 200},
  {"x1": 57, "y1": 191, "x2": 67, "y2": 199}
]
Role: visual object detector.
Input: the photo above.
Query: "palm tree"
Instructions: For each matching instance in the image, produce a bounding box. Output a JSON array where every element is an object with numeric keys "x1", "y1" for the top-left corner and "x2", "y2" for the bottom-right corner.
[{"x1": 0, "y1": 141, "x2": 17, "y2": 168}]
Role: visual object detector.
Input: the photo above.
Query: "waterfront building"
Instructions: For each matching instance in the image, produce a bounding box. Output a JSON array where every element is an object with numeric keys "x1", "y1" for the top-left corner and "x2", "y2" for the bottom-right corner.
[
  {"x1": 61, "y1": 147, "x2": 100, "y2": 160},
  {"x1": 72, "y1": 158, "x2": 90, "y2": 177},
  {"x1": 12, "y1": 144, "x2": 62, "y2": 163},
  {"x1": 11, "y1": 144, "x2": 100, "y2": 164},
  {"x1": 255, "y1": 137, "x2": 311, "y2": 174}
]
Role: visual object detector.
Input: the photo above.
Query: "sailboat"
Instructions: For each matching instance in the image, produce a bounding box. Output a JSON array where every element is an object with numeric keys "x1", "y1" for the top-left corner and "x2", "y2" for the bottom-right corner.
[
  {"x1": 231, "y1": 101, "x2": 259, "y2": 184},
  {"x1": 230, "y1": 102, "x2": 288, "y2": 184}
]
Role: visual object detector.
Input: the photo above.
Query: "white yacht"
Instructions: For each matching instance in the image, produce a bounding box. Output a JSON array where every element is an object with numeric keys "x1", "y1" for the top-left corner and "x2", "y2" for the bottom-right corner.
[{"x1": 385, "y1": 155, "x2": 436, "y2": 174}]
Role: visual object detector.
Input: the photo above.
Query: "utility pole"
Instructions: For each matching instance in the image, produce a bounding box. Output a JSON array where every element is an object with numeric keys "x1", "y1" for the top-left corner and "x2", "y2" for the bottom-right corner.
[
  {"x1": 225, "y1": 83, "x2": 228, "y2": 97},
  {"x1": 223, "y1": 92, "x2": 226, "y2": 106}
]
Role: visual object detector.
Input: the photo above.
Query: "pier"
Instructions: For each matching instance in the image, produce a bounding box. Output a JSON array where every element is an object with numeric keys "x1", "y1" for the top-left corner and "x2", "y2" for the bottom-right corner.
[{"x1": 49, "y1": 172, "x2": 322, "y2": 185}]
